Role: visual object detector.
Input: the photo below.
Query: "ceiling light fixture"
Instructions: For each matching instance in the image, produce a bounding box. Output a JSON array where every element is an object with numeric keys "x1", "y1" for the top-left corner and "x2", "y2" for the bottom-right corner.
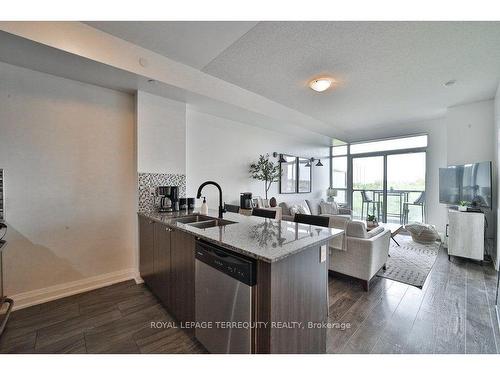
[{"x1": 309, "y1": 78, "x2": 333, "y2": 92}]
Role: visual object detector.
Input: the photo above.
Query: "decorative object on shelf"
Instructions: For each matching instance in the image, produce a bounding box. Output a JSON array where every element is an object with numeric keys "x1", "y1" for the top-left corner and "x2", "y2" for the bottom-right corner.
[
  {"x1": 269, "y1": 197, "x2": 277, "y2": 207},
  {"x1": 366, "y1": 214, "x2": 378, "y2": 229},
  {"x1": 326, "y1": 187, "x2": 337, "y2": 202},
  {"x1": 250, "y1": 154, "x2": 281, "y2": 200},
  {"x1": 252, "y1": 197, "x2": 263, "y2": 208},
  {"x1": 457, "y1": 200, "x2": 470, "y2": 212}
]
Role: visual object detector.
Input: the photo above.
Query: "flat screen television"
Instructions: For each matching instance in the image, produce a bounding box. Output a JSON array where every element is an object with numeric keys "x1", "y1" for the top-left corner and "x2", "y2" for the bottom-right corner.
[{"x1": 439, "y1": 161, "x2": 492, "y2": 208}]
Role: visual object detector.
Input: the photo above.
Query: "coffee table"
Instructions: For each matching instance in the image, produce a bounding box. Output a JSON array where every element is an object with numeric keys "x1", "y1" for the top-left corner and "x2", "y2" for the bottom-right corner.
[{"x1": 367, "y1": 222, "x2": 404, "y2": 246}]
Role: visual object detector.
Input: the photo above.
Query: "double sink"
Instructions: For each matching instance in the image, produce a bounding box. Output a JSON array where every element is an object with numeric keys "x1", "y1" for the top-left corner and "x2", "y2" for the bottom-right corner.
[{"x1": 172, "y1": 214, "x2": 237, "y2": 229}]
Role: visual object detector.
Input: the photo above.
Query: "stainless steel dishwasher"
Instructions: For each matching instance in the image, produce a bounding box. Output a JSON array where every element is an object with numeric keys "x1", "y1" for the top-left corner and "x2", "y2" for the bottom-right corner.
[{"x1": 195, "y1": 239, "x2": 256, "y2": 354}]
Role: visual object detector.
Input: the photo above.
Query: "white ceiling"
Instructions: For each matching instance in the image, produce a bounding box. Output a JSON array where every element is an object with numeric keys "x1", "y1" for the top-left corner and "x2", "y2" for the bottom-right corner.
[
  {"x1": 84, "y1": 21, "x2": 500, "y2": 138},
  {"x1": 84, "y1": 21, "x2": 258, "y2": 69},
  {"x1": 0, "y1": 29, "x2": 332, "y2": 145}
]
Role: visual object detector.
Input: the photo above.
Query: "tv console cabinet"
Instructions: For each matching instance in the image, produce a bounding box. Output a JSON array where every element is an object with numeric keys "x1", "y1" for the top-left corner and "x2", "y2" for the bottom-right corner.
[{"x1": 447, "y1": 209, "x2": 485, "y2": 261}]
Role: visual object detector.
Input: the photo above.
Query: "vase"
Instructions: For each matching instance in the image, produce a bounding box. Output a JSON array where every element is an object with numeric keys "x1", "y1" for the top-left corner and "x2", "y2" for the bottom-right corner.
[{"x1": 270, "y1": 197, "x2": 277, "y2": 207}]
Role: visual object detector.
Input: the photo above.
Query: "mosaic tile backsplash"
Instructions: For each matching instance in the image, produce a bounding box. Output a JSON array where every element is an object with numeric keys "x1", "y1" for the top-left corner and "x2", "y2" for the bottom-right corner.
[{"x1": 138, "y1": 172, "x2": 186, "y2": 212}]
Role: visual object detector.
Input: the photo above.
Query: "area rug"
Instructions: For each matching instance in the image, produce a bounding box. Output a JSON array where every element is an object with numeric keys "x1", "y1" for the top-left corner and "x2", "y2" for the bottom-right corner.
[{"x1": 376, "y1": 235, "x2": 440, "y2": 288}]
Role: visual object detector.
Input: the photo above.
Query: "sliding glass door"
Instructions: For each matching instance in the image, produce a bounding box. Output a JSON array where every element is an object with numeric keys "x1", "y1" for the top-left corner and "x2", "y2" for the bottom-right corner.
[
  {"x1": 352, "y1": 156, "x2": 384, "y2": 221},
  {"x1": 351, "y1": 151, "x2": 426, "y2": 224},
  {"x1": 387, "y1": 152, "x2": 426, "y2": 223},
  {"x1": 331, "y1": 135, "x2": 428, "y2": 224}
]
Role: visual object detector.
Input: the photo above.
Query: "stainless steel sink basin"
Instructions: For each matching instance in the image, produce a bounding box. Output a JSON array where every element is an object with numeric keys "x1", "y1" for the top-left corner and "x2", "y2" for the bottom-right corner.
[
  {"x1": 172, "y1": 215, "x2": 236, "y2": 229},
  {"x1": 172, "y1": 215, "x2": 213, "y2": 224},
  {"x1": 187, "y1": 218, "x2": 236, "y2": 229}
]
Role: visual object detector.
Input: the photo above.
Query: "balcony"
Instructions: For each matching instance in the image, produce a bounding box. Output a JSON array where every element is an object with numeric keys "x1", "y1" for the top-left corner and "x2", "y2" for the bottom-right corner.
[{"x1": 352, "y1": 189, "x2": 425, "y2": 224}]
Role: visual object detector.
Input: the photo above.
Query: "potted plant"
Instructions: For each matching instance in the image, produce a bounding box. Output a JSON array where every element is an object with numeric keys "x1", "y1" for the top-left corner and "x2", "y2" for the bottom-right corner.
[
  {"x1": 249, "y1": 154, "x2": 281, "y2": 200},
  {"x1": 366, "y1": 214, "x2": 378, "y2": 228},
  {"x1": 458, "y1": 200, "x2": 470, "y2": 212}
]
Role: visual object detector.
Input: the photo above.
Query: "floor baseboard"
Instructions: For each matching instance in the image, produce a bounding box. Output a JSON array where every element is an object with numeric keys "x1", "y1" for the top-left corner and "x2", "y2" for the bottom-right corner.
[{"x1": 10, "y1": 268, "x2": 139, "y2": 311}]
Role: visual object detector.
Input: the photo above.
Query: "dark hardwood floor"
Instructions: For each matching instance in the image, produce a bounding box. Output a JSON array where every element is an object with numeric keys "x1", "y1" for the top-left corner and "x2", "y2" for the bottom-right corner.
[
  {"x1": 327, "y1": 245, "x2": 500, "y2": 354},
  {"x1": 0, "y1": 281, "x2": 206, "y2": 354},
  {"x1": 1, "y1": 244, "x2": 498, "y2": 354}
]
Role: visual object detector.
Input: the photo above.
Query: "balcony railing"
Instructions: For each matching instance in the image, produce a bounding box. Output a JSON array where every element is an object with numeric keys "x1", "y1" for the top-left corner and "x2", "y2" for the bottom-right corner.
[{"x1": 352, "y1": 189, "x2": 425, "y2": 224}]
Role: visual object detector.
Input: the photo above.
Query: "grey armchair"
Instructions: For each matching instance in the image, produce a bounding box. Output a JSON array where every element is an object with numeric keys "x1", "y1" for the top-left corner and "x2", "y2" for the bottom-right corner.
[{"x1": 329, "y1": 220, "x2": 391, "y2": 291}]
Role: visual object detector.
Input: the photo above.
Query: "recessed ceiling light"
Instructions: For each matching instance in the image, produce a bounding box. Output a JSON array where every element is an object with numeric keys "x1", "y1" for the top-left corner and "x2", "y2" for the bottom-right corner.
[
  {"x1": 444, "y1": 79, "x2": 457, "y2": 87},
  {"x1": 309, "y1": 78, "x2": 333, "y2": 92},
  {"x1": 148, "y1": 79, "x2": 156, "y2": 84}
]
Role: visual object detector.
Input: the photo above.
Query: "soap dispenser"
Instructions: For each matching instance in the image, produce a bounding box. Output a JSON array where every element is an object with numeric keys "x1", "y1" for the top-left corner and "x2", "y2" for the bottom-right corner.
[{"x1": 200, "y1": 197, "x2": 208, "y2": 215}]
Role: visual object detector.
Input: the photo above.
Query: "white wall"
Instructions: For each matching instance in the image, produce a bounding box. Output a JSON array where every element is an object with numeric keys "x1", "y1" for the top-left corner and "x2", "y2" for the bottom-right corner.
[
  {"x1": 137, "y1": 91, "x2": 186, "y2": 174},
  {"x1": 446, "y1": 100, "x2": 495, "y2": 166},
  {"x1": 0, "y1": 62, "x2": 136, "y2": 296},
  {"x1": 186, "y1": 109, "x2": 330, "y2": 207},
  {"x1": 446, "y1": 99, "x2": 496, "y2": 239},
  {"x1": 345, "y1": 99, "x2": 496, "y2": 242},
  {"x1": 346, "y1": 118, "x2": 448, "y2": 233}
]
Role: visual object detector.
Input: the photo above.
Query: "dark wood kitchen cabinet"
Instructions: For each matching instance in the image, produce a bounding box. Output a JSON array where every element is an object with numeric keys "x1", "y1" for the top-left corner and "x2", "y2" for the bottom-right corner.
[
  {"x1": 139, "y1": 215, "x2": 155, "y2": 287},
  {"x1": 138, "y1": 215, "x2": 195, "y2": 332},
  {"x1": 170, "y1": 228, "x2": 195, "y2": 330},
  {"x1": 153, "y1": 222, "x2": 172, "y2": 308}
]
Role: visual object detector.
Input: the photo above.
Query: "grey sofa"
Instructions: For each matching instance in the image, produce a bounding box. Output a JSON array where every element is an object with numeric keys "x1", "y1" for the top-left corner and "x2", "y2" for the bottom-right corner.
[{"x1": 279, "y1": 198, "x2": 352, "y2": 222}]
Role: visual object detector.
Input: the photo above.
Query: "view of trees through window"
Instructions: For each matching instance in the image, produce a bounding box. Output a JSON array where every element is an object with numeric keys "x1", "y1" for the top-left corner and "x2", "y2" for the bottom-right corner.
[{"x1": 331, "y1": 136, "x2": 427, "y2": 223}]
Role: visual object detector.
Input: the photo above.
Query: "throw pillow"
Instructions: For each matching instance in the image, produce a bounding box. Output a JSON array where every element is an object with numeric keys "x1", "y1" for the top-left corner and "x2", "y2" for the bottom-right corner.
[
  {"x1": 346, "y1": 220, "x2": 368, "y2": 238},
  {"x1": 320, "y1": 201, "x2": 339, "y2": 215},
  {"x1": 305, "y1": 199, "x2": 322, "y2": 215},
  {"x1": 367, "y1": 226, "x2": 384, "y2": 238},
  {"x1": 289, "y1": 203, "x2": 311, "y2": 216}
]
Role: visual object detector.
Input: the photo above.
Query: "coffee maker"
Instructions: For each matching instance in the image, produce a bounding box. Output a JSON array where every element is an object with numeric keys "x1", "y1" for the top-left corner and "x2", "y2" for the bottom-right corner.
[
  {"x1": 155, "y1": 186, "x2": 179, "y2": 212},
  {"x1": 240, "y1": 192, "x2": 253, "y2": 209}
]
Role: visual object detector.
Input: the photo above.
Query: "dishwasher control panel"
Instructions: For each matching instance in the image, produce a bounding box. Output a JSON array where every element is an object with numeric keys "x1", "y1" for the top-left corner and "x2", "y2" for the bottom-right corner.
[{"x1": 195, "y1": 240, "x2": 256, "y2": 286}]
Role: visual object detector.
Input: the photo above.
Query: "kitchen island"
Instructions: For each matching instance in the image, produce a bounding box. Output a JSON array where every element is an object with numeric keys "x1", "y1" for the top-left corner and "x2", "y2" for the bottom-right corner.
[{"x1": 138, "y1": 210, "x2": 343, "y2": 354}]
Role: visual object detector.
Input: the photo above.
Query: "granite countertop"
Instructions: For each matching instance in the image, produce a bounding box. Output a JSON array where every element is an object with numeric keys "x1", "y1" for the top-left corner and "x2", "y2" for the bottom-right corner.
[{"x1": 138, "y1": 209, "x2": 343, "y2": 263}]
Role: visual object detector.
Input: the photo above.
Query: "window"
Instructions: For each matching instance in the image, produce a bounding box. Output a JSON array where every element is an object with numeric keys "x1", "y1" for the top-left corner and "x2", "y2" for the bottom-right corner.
[
  {"x1": 331, "y1": 145, "x2": 348, "y2": 203},
  {"x1": 350, "y1": 135, "x2": 427, "y2": 155},
  {"x1": 332, "y1": 145, "x2": 348, "y2": 156},
  {"x1": 330, "y1": 134, "x2": 428, "y2": 223},
  {"x1": 331, "y1": 157, "x2": 347, "y2": 189}
]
